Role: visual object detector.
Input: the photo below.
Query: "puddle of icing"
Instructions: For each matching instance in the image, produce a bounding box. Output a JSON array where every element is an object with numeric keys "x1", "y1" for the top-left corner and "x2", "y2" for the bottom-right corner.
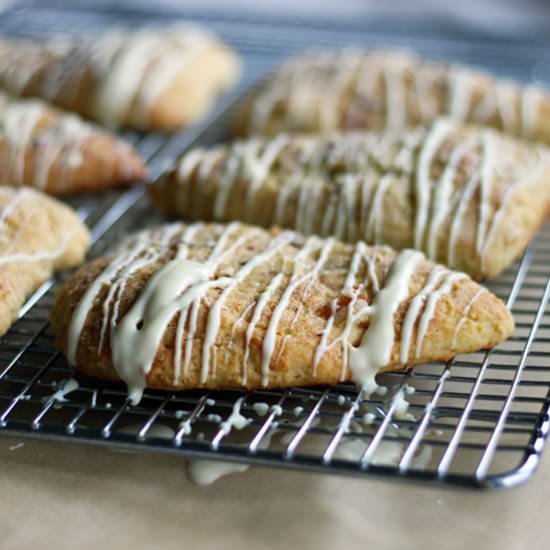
[{"x1": 187, "y1": 459, "x2": 249, "y2": 485}]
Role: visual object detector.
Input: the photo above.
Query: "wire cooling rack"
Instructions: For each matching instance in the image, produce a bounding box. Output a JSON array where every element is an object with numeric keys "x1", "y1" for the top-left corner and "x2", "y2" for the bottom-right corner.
[{"x1": 1, "y1": 4, "x2": 550, "y2": 489}]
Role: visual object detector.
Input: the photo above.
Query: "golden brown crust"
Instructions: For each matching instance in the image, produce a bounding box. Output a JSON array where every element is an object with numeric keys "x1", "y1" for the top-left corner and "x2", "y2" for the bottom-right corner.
[
  {"x1": 0, "y1": 26, "x2": 241, "y2": 131},
  {"x1": 0, "y1": 186, "x2": 90, "y2": 337},
  {"x1": 0, "y1": 93, "x2": 146, "y2": 194},
  {"x1": 51, "y1": 222, "x2": 513, "y2": 394},
  {"x1": 233, "y1": 50, "x2": 550, "y2": 144},
  {"x1": 150, "y1": 121, "x2": 550, "y2": 281}
]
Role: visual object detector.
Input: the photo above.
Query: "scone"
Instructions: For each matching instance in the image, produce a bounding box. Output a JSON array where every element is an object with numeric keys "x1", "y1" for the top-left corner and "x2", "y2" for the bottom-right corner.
[
  {"x1": 150, "y1": 119, "x2": 550, "y2": 281},
  {"x1": 51, "y1": 222, "x2": 513, "y2": 404},
  {"x1": 234, "y1": 49, "x2": 550, "y2": 143},
  {"x1": 0, "y1": 186, "x2": 90, "y2": 336},
  {"x1": 0, "y1": 25, "x2": 241, "y2": 131},
  {"x1": 0, "y1": 92, "x2": 146, "y2": 194}
]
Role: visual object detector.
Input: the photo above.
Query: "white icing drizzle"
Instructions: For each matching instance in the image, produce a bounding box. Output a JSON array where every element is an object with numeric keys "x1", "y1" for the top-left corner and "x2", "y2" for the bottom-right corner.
[
  {"x1": 0, "y1": 95, "x2": 93, "y2": 190},
  {"x1": 400, "y1": 266, "x2": 447, "y2": 363},
  {"x1": 365, "y1": 173, "x2": 393, "y2": 244},
  {"x1": 414, "y1": 119, "x2": 453, "y2": 250},
  {"x1": 452, "y1": 288, "x2": 485, "y2": 350},
  {"x1": 134, "y1": 29, "x2": 212, "y2": 126},
  {"x1": 261, "y1": 237, "x2": 332, "y2": 386},
  {"x1": 475, "y1": 131, "x2": 496, "y2": 261},
  {"x1": 242, "y1": 272, "x2": 285, "y2": 384},
  {"x1": 448, "y1": 68, "x2": 473, "y2": 123},
  {"x1": 112, "y1": 258, "x2": 224, "y2": 403},
  {"x1": 415, "y1": 271, "x2": 466, "y2": 358},
  {"x1": 243, "y1": 134, "x2": 289, "y2": 217},
  {"x1": 312, "y1": 241, "x2": 377, "y2": 378},
  {"x1": 203, "y1": 230, "x2": 293, "y2": 383},
  {"x1": 425, "y1": 135, "x2": 477, "y2": 260},
  {"x1": 213, "y1": 144, "x2": 246, "y2": 219},
  {"x1": 350, "y1": 249, "x2": 423, "y2": 393},
  {"x1": 92, "y1": 27, "x2": 214, "y2": 127},
  {"x1": 0, "y1": 220, "x2": 83, "y2": 268}
]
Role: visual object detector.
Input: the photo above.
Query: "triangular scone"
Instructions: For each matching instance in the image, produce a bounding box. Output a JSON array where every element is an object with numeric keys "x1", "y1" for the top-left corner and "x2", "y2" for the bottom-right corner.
[
  {"x1": 0, "y1": 92, "x2": 145, "y2": 194},
  {"x1": 51, "y1": 222, "x2": 513, "y2": 403},
  {"x1": 234, "y1": 49, "x2": 550, "y2": 143},
  {"x1": 0, "y1": 186, "x2": 90, "y2": 337},
  {"x1": 0, "y1": 25, "x2": 240, "y2": 131},
  {"x1": 150, "y1": 120, "x2": 550, "y2": 280}
]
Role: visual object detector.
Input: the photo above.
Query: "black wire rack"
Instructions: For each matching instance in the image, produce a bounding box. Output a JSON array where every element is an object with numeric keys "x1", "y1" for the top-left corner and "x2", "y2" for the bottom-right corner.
[{"x1": 1, "y1": 4, "x2": 550, "y2": 489}]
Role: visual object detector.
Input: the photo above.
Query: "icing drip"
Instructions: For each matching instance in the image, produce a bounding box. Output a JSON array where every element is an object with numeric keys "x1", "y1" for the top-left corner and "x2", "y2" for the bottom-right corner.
[
  {"x1": 111, "y1": 258, "x2": 223, "y2": 403},
  {"x1": 220, "y1": 397, "x2": 251, "y2": 434},
  {"x1": 46, "y1": 378, "x2": 79, "y2": 403},
  {"x1": 350, "y1": 249, "x2": 423, "y2": 393}
]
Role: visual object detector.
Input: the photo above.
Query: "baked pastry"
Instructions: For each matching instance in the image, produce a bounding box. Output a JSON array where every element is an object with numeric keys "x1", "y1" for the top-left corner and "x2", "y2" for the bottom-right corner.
[
  {"x1": 0, "y1": 186, "x2": 90, "y2": 337},
  {"x1": 51, "y1": 222, "x2": 513, "y2": 403},
  {"x1": 0, "y1": 92, "x2": 146, "y2": 194},
  {"x1": 234, "y1": 49, "x2": 550, "y2": 143},
  {"x1": 150, "y1": 119, "x2": 550, "y2": 281},
  {"x1": 0, "y1": 25, "x2": 241, "y2": 131}
]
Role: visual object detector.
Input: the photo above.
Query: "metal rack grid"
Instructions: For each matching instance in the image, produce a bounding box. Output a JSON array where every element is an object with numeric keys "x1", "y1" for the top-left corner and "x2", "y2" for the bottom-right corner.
[{"x1": 0, "y1": 5, "x2": 550, "y2": 489}]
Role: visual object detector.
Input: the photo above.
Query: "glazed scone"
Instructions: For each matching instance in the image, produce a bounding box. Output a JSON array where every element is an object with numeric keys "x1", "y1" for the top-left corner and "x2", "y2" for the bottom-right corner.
[
  {"x1": 51, "y1": 222, "x2": 513, "y2": 403},
  {"x1": 150, "y1": 120, "x2": 550, "y2": 281},
  {"x1": 234, "y1": 49, "x2": 550, "y2": 143},
  {"x1": 0, "y1": 186, "x2": 90, "y2": 337},
  {"x1": 0, "y1": 25, "x2": 241, "y2": 131},
  {"x1": 0, "y1": 92, "x2": 146, "y2": 194}
]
